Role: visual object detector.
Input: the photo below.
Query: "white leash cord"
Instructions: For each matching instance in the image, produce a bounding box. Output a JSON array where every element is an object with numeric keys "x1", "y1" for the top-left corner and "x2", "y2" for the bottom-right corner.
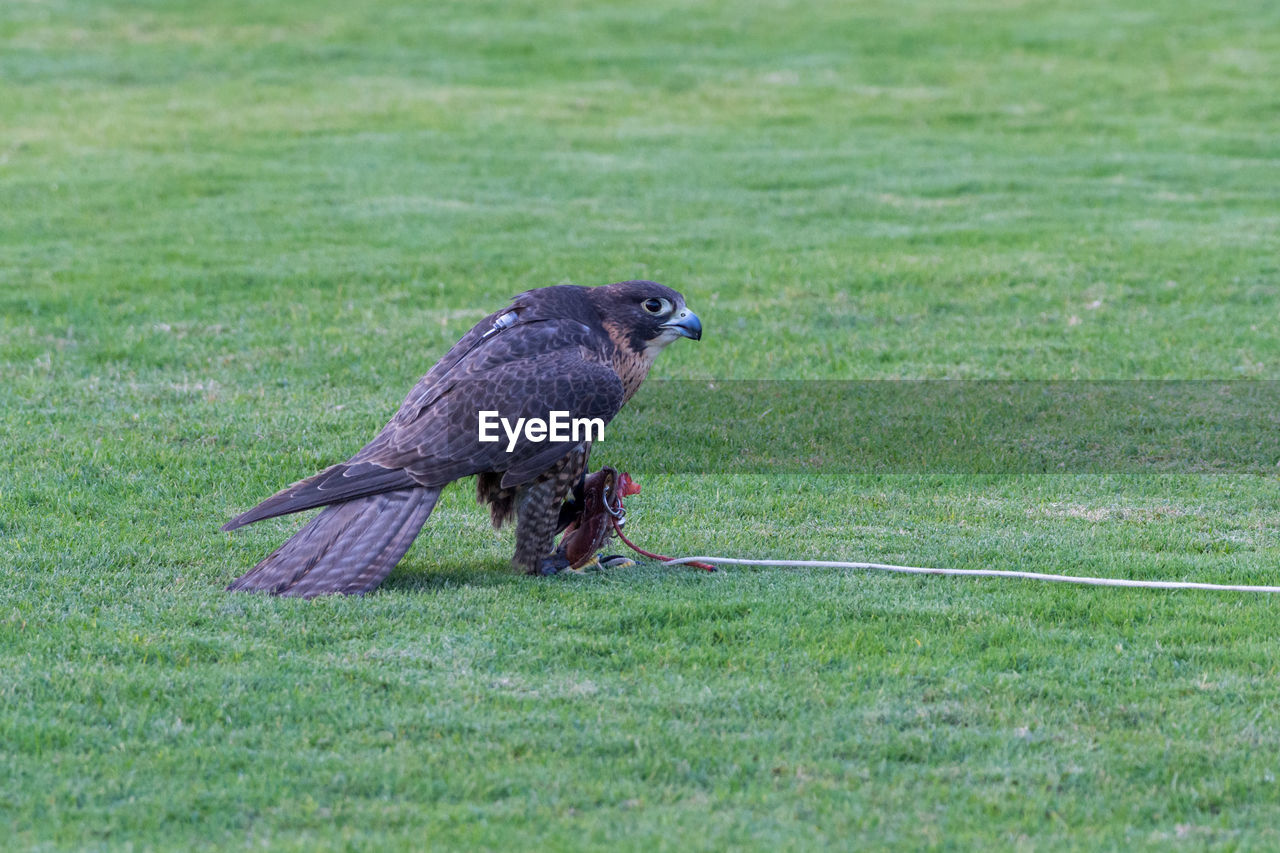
[{"x1": 659, "y1": 556, "x2": 1280, "y2": 593}]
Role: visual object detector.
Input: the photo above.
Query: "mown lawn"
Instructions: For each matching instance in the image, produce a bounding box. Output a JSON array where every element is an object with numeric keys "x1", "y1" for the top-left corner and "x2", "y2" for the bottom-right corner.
[{"x1": 3, "y1": 0, "x2": 1280, "y2": 848}]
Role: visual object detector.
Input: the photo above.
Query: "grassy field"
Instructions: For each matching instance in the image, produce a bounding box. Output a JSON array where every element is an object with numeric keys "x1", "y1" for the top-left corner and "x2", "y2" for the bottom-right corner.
[{"x1": 3, "y1": 0, "x2": 1280, "y2": 848}]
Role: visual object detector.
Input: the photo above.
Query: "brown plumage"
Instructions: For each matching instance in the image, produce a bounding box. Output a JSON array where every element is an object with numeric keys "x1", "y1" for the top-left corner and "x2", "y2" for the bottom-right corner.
[{"x1": 222, "y1": 280, "x2": 701, "y2": 597}]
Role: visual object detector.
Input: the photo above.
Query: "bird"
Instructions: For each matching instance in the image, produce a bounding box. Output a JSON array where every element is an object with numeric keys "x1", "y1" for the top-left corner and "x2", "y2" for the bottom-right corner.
[{"x1": 222, "y1": 280, "x2": 701, "y2": 597}]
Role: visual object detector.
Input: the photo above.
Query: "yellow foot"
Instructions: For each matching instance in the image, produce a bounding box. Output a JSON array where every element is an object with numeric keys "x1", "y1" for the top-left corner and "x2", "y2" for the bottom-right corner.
[{"x1": 574, "y1": 556, "x2": 602, "y2": 573}]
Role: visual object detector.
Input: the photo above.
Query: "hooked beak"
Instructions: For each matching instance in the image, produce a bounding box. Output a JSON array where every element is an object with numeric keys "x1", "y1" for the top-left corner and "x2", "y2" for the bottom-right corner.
[{"x1": 661, "y1": 309, "x2": 702, "y2": 341}]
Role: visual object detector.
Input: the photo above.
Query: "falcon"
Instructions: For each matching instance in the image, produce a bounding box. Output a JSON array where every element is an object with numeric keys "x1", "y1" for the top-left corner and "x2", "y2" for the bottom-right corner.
[{"x1": 222, "y1": 280, "x2": 701, "y2": 597}]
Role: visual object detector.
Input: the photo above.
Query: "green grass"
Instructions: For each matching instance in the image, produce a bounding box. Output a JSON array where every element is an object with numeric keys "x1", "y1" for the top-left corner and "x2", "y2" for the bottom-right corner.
[{"x1": 3, "y1": 0, "x2": 1280, "y2": 848}]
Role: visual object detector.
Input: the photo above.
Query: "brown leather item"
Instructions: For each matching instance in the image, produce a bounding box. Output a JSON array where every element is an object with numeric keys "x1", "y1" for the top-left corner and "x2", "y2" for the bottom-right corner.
[{"x1": 555, "y1": 467, "x2": 640, "y2": 569}]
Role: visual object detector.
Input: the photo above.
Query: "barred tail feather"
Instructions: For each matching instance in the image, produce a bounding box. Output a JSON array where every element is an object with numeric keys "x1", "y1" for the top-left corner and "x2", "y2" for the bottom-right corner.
[{"x1": 226, "y1": 487, "x2": 440, "y2": 598}]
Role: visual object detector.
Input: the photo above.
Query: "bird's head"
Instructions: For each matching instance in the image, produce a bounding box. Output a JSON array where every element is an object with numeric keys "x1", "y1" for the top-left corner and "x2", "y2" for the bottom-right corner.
[{"x1": 590, "y1": 280, "x2": 702, "y2": 357}]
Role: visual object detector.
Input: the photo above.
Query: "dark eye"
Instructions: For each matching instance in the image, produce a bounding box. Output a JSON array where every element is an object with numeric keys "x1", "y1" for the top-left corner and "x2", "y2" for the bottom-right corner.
[{"x1": 642, "y1": 297, "x2": 671, "y2": 314}]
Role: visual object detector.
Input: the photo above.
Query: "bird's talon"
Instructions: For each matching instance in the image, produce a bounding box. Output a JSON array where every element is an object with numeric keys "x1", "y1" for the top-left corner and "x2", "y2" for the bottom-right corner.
[
  {"x1": 577, "y1": 556, "x2": 603, "y2": 572},
  {"x1": 536, "y1": 554, "x2": 571, "y2": 576}
]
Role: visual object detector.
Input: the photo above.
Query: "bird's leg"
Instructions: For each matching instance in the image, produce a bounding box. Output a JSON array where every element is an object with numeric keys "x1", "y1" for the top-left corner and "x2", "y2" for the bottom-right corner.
[
  {"x1": 513, "y1": 478, "x2": 571, "y2": 574},
  {"x1": 554, "y1": 471, "x2": 587, "y2": 533},
  {"x1": 537, "y1": 552, "x2": 573, "y2": 576},
  {"x1": 513, "y1": 446, "x2": 588, "y2": 576}
]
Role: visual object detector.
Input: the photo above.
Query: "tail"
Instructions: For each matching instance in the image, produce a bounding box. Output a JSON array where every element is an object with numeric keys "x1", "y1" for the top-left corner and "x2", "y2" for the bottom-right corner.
[
  {"x1": 221, "y1": 461, "x2": 418, "y2": 532},
  {"x1": 226, "y1": 487, "x2": 441, "y2": 598}
]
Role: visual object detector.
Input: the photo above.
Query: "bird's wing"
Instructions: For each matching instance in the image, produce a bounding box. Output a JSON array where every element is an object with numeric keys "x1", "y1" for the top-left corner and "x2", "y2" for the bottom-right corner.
[
  {"x1": 361, "y1": 338, "x2": 624, "y2": 488},
  {"x1": 222, "y1": 314, "x2": 623, "y2": 530}
]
